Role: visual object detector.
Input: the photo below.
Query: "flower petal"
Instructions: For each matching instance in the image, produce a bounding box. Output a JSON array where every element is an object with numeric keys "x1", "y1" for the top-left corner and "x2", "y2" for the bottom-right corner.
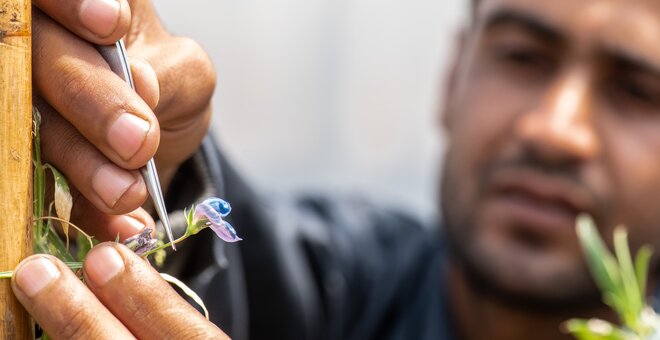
[
  {"x1": 201, "y1": 197, "x2": 232, "y2": 217},
  {"x1": 192, "y1": 197, "x2": 240, "y2": 242},
  {"x1": 210, "y1": 221, "x2": 242, "y2": 243},
  {"x1": 194, "y1": 203, "x2": 224, "y2": 226}
]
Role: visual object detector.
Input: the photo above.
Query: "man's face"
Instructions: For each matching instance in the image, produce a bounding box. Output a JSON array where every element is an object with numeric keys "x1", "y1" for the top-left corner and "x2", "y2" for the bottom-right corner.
[{"x1": 442, "y1": 0, "x2": 660, "y2": 305}]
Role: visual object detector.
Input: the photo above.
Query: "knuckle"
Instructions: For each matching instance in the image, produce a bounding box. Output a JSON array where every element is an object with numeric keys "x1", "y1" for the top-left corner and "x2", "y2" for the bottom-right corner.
[
  {"x1": 184, "y1": 39, "x2": 216, "y2": 97},
  {"x1": 42, "y1": 121, "x2": 88, "y2": 169},
  {"x1": 55, "y1": 132, "x2": 86, "y2": 163},
  {"x1": 59, "y1": 303, "x2": 96, "y2": 339},
  {"x1": 122, "y1": 298, "x2": 160, "y2": 327},
  {"x1": 171, "y1": 37, "x2": 217, "y2": 109},
  {"x1": 58, "y1": 65, "x2": 93, "y2": 115}
]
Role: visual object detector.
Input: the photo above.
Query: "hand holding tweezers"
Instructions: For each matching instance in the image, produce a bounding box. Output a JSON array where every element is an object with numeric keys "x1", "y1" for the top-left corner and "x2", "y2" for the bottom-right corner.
[{"x1": 96, "y1": 40, "x2": 176, "y2": 250}]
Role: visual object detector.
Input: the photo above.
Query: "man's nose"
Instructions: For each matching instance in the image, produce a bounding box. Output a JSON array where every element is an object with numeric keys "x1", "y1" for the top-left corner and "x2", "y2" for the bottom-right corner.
[{"x1": 514, "y1": 68, "x2": 599, "y2": 163}]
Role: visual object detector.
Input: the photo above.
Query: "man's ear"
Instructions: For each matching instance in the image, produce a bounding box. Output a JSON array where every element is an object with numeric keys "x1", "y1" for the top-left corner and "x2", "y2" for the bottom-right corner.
[{"x1": 440, "y1": 29, "x2": 468, "y2": 130}]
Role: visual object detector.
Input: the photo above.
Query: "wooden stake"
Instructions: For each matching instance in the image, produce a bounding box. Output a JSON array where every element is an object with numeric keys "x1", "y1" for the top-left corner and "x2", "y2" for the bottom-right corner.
[{"x1": 0, "y1": 0, "x2": 33, "y2": 338}]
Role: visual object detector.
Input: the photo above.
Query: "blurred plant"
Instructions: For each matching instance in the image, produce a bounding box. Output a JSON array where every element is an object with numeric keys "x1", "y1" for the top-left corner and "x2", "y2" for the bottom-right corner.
[{"x1": 566, "y1": 215, "x2": 660, "y2": 340}]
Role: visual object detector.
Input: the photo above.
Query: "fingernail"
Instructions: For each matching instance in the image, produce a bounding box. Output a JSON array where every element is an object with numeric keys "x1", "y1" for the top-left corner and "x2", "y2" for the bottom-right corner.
[
  {"x1": 107, "y1": 113, "x2": 150, "y2": 161},
  {"x1": 79, "y1": 0, "x2": 120, "y2": 38},
  {"x1": 85, "y1": 246, "x2": 124, "y2": 286},
  {"x1": 119, "y1": 215, "x2": 146, "y2": 239},
  {"x1": 15, "y1": 257, "x2": 60, "y2": 297},
  {"x1": 123, "y1": 215, "x2": 145, "y2": 233},
  {"x1": 92, "y1": 164, "x2": 139, "y2": 208}
]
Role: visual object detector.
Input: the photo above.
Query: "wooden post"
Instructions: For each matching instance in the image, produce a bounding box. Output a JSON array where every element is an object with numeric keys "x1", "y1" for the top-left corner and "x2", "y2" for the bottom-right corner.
[{"x1": 0, "y1": 0, "x2": 33, "y2": 338}]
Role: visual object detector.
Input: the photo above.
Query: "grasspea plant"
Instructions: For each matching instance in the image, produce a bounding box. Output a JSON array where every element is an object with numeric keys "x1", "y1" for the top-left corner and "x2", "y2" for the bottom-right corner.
[
  {"x1": 566, "y1": 215, "x2": 660, "y2": 340},
  {"x1": 0, "y1": 108, "x2": 241, "y2": 339}
]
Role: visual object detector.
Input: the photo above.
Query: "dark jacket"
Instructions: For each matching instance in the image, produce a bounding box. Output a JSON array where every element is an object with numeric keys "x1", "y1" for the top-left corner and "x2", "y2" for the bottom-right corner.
[{"x1": 162, "y1": 135, "x2": 453, "y2": 340}]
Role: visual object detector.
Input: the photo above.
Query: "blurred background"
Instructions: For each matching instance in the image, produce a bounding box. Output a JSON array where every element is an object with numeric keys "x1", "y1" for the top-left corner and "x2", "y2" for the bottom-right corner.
[{"x1": 153, "y1": 1, "x2": 468, "y2": 220}]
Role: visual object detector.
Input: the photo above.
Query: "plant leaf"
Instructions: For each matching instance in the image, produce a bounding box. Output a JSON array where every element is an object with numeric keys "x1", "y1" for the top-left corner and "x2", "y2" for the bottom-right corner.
[
  {"x1": 635, "y1": 245, "x2": 652, "y2": 305},
  {"x1": 32, "y1": 107, "x2": 47, "y2": 242},
  {"x1": 576, "y1": 216, "x2": 621, "y2": 294},
  {"x1": 62, "y1": 262, "x2": 83, "y2": 270},
  {"x1": 44, "y1": 164, "x2": 73, "y2": 251},
  {"x1": 77, "y1": 231, "x2": 94, "y2": 262},
  {"x1": 576, "y1": 215, "x2": 629, "y2": 319},
  {"x1": 44, "y1": 165, "x2": 72, "y2": 224},
  {"x1": 45, "y1": 226, "x2": 75, "y2": 263},
  {"x1": 613, "y1": 227, "x2": 643, "y2": 329}
]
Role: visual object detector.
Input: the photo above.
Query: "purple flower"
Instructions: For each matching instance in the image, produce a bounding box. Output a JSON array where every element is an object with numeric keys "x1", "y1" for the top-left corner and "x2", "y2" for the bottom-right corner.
[
  {"x1": 123, "y1": 227, "x2": 158, "y2": 256},
  {"x1": 194, "y1": 198, "x2": 241, "y2": 242}
]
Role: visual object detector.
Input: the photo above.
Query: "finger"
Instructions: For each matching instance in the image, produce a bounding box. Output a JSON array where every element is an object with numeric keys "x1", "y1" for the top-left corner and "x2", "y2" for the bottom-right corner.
[
  {"x1": 12, "y1": 255, "x2": 135, "y2": 339},
  {"x1": 69, "y1": 195, "x2": 156, "y2": 242},
  {"x1": 84, "y1": 243, "x2": 228, "y2": 339},
  {"x1": 37, "y1": 98, "x2": 148, "y2": 214},
  {"x1": 33, "y1": 0, "x2": 131, "y2": 44},
  {"x1": 47, "y1": 184, "x2": 155, "y2": 243},
  {"x1": 33, "y1": 9, "x2": 160, "y2": 170},
  {"x1": 130, "y1": 57, "x2": 160, "y2": 110},
  {"x1": 131, "y1": 37, "x2": 214, "y2": 173},
  {"x1": 141, "y1": 37, "x2": 215, "y2": 128}
]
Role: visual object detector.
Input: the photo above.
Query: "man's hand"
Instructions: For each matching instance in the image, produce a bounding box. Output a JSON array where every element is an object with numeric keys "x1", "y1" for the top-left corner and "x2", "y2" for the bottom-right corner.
[
  {"x1": 11, "y1": 243, "x2": 229, "y2": 339},
  {"x1": 31, "y1": 0, "x2": 216, "y2": 240}
]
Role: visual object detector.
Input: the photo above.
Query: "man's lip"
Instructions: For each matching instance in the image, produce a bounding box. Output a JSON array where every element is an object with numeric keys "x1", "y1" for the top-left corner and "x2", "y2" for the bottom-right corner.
[{"x1": 486, "y1": 168, "x2": 592, "y2": 231}]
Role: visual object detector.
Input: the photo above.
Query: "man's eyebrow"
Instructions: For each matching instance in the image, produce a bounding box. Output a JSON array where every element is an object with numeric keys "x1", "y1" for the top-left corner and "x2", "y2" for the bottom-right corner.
[{"x1": 481, "y1": 8, "x2": 563, "y2": 43}]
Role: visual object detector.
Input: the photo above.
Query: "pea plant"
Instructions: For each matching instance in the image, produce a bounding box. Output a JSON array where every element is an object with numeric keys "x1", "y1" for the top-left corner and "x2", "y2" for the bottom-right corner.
[{"x1": 0, "y1": 108, "x2": 241, "y2": 339}]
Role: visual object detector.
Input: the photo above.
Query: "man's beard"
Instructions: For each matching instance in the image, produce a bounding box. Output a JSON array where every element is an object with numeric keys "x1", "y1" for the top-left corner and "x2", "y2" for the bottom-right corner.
[
  {"x1": 439, "y1": 148, "x2": 605, "y2": 312},
  {"x1": 442, "y1": 220, "x2": 602, "y2": 312}
]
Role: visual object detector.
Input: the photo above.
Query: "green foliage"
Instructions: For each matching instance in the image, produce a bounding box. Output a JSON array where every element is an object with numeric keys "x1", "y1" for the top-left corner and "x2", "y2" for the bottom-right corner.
[
  {"x1": 151, "y1": 230, "x2": 167, "y2": 267},
  {"x1": 32, "y1": 108, "x2": 91, "y2": 265},
  {"x1": 139, "y1": 205, "x2": 204, "y2": 258},
  {"x1": 567, "y1": 215, "x2": 660, "y2": 340},
  {"x1": 27, "y1": 108, "x2": 211, "y2": 338}
]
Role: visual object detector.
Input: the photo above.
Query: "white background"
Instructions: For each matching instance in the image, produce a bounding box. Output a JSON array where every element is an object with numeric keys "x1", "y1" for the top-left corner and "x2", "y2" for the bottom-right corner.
[{"x1": 153, "y1": 1, "x2": 468, "y2": 219}]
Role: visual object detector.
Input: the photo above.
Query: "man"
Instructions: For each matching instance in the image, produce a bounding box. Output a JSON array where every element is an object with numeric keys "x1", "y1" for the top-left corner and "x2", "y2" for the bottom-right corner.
[{"x1": 13, "y1": 0, "x2": 660, "y2": 339}]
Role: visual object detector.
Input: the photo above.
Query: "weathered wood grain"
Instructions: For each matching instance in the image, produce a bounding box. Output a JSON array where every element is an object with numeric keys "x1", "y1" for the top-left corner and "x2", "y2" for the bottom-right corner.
[{"x1": 0, "y1": 0, "x2": 32, "y2": 338}]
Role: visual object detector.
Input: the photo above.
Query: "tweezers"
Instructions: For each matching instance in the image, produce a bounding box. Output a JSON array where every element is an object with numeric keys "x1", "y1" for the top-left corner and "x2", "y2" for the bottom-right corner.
[{"x1": 96, "y1": 40, "x2": 176, "y2": 250}]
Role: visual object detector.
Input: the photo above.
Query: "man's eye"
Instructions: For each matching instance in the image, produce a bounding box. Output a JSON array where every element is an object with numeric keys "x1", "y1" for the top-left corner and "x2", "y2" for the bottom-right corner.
[
  {"x1": 490, "y1": 44, "x2": 556, "y2": 83},
  {"x1": 609, "y1": 77, "x2": 659, "y2": 109},
  {"x1": 496, "y1": 46, "x2": 552, "y2": 69},
  {"x1": 618, "y1": 80, "x2": 653, "y2": 102}
]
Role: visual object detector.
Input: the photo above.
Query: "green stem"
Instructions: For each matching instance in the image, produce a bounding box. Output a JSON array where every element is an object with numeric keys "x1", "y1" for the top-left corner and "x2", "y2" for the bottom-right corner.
[
  {"x1": 0, "y1": 261, "x2": 83, "y2": 279},
  {"x1": 142, "y1": 231, "x2": 193, "y2": 258},
  {"x1": 33, "y1": 216, "x2": 94, "y2": 250}
]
